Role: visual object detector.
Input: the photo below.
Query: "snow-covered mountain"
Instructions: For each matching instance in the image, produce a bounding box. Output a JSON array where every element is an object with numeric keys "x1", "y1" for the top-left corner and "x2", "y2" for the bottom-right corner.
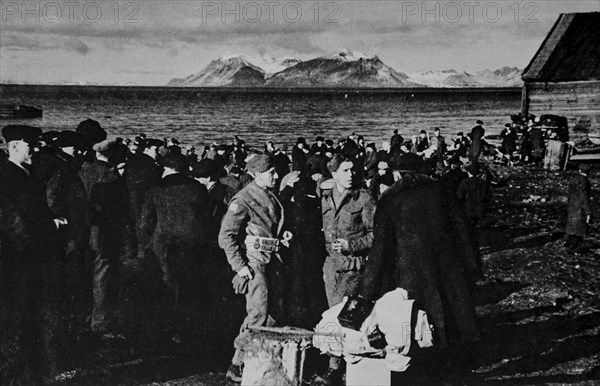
[
  {"x1": 166, "y1": 55, "x2": 266, "y2": 87},
  {"x1": 166, "y1": 54, "x2": 301, "y2": 87},
  {"x1": 473, "y1": 67, "x2": 523, "y2": 87},
  {"x1": 407, "y1": 67, "x2": 523, "y2": 87},
  {"x1": 167, "y1": 51, "x2": 523, "y2": 88},
  {"x1": 240, "y1": 55, "x2": 301, "y2": 77},
  {"x1": 265, "y1": 49, "x2": 421, "y2": 88}
]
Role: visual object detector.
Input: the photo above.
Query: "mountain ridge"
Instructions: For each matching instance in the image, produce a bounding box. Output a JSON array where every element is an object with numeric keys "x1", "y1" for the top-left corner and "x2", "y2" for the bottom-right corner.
[{"x1": 167, "y1": 51, "x2": 523, "y2": 88}]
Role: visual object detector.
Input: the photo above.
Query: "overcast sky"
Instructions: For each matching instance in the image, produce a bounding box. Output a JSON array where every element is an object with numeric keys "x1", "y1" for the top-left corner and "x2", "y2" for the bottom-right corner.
[{"x1": 1, "y1": 0, "x2": 598, "y2": 85}]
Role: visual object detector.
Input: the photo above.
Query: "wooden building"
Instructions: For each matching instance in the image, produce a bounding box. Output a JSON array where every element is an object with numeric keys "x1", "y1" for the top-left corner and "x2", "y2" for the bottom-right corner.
[{"x1": 522, "y1": 12, "x2": 600, "y2": 142}]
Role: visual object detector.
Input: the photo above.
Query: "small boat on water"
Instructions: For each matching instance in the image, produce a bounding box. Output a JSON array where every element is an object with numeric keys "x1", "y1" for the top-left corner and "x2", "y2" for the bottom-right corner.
[{"x1": 0, "y1": 104, "x2": 43, "y2": 119}]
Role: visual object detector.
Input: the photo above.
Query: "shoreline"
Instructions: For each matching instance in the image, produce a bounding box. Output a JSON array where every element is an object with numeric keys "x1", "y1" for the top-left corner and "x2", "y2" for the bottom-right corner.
[{"x1": 0, "y1": 84, "x2": 522, "y2": 96}]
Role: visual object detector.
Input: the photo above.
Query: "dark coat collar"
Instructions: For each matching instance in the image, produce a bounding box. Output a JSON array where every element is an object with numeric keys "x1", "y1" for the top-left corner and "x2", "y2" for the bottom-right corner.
[{"x1": 161, "y1": 173, "x2": 194, "y2": 186}]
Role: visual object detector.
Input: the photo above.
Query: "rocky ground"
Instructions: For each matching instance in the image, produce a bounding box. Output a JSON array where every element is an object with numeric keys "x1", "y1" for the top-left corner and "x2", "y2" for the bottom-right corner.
[{"x1": 55, "y1": 163, "x2": 600, "y2": 385}]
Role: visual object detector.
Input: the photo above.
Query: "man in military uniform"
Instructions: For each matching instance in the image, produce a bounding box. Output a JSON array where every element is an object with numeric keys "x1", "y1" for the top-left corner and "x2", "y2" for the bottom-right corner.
[
  {"x1": 218, "y1": 154, "x2": 286, "y2": 382},
  {"x1": 321, "y1": 153, "x2": 375, "y2": 307},
  {"x1": 317, "y1": 152, "x2": 376, "y2": 384},
  {"x1": 0, "y1": 125, "x2": 66, "y2": 384}
]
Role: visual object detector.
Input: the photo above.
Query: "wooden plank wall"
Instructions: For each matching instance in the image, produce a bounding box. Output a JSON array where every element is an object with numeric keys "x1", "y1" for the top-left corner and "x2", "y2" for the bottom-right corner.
[{"x1": 524, "y1": 80, "x2": 600, "y2": 140}]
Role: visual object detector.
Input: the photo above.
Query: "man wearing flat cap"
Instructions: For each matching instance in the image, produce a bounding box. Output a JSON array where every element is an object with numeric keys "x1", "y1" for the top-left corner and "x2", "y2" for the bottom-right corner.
[
  {"x1": 78, "y1": 138, "x2": 124, "y2": 335},
  {"x1": 0, "y1": 125, "x2": 65, "y2": 383},
  {"x1": 218, "y1": 153, "x2": 287, "y2": 382},
  {"x1": 192, "y1": 159, "x2": 234, "y2": 245},
  {"x1": 353, "y1": 153, "x2": 481, "y2": 383}
]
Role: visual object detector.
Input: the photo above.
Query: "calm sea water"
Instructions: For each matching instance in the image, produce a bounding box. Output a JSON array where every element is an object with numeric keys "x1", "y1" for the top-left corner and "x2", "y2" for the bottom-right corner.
[{"x1": 1, "y1": 86, "x2": 521, "y2": 150}]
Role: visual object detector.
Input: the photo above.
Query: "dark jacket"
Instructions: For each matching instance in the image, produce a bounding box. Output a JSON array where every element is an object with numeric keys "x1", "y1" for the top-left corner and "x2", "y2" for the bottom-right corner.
[
  {"x1": 39, "y1": 151, "x2": 89, "y2": 247},
  {"x1": 278, "y1": 177, "x2": 328, "y2": 328},
  {"x1": 125, "y1": 152, "x2": 162, "y2": 224},
  {"x1": 139, "y1": 173, "x2": 209, "y2": 287},
  {"x1": 364, "y1": 150, "x2": 379, "y2": 180},
  {"x1": 206, "y1": 181, "x2": 235, "y2": 246},
  {"x1": 500, "y1": 128, "x2": 517, "y2": 154},
  {"x1": 457, "y1": 176, "x2": 492, "y2": 220},
  {"x1": 220, "y1": 174, "x2": 243, "y2": 195},
  {"x1": 359, "y1": 173, "x2": 481, "y2": 347},
  {"x1": 0, "y1": 160, "x2": 58, "y2": 256},
  {"x1": 292, "y1": 146, "x2": 308, "y2": 173},
  {"x1": 140, "y1": 173, "x2": 209, "y2": 249},
  {"x1": 274, "y1": 152, "x2": 292, "y2": 187},
  {"x1": 468, "y1": 125, "x2": 485, "y2": 157},
  {"x1": 566, "y1": 173, "x2": 592, "y2": 237},
  {"x1": 0, "y1": 160, "x2": 59, "y2": 386},
  {"x1": 79, "y1": 159, "x2": 121, "y2": 226}
]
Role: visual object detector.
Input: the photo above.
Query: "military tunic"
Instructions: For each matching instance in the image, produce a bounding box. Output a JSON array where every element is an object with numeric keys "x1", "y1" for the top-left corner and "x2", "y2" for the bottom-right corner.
[
  {"x1": 218, "y1": 181, "x2": 284, "y2": 352},
  {"x1": 320, "y1": 182, "x2": 375, "y2": 307}
]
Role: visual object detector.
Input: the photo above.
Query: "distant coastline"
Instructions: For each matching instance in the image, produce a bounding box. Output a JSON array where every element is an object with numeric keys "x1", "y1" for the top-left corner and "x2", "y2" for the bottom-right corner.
[{"x1": 1, "y1": 83, "x2": 521, "y2": 97}]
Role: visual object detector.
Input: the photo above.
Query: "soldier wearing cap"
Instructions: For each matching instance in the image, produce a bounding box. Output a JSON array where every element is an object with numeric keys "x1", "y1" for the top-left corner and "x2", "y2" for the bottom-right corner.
[
  {"x1": 218, "y1": 154, "x2": 287, "y2": 382},
  {"x1": 0, "y1": 125, "x2": 65, "y2": 384}
]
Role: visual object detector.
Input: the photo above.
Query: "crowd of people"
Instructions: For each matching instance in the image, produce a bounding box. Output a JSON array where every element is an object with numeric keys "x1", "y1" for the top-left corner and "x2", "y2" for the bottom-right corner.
[{"x1": 0, "y1": 115, "x2": 589, "y2": 385}]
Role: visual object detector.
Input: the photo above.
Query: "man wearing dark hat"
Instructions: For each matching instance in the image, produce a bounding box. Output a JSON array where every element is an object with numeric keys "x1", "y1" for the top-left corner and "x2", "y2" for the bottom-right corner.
[
  {"x1": 292, "y1": 137, "x2": 309, "y2": 172},
  {"x1": 191, "y1": 159, "x2": 235, "y2": 301},
  {"x1": 139, "y1": 152, "x2": 209, "y2": 342},
  {"x1": 0, "y1": 125, "x2": 65, "y2": 384},
  {"x1": 273, "y1": 145, "x2": 291, "y2": 189},
  {"x1": 191, "y1": 158, "x2": 234, "y2": 245},
  {"x1": 218, "y1": 154, "x2": 287, "y2": 382},
  {"x1": 75, "y1": 119, "x2": 107, "y2": 165},
  {"x1": 564, "y1": 163, "x2": 592, "y2": 253},
  {"x1": 311, "y1": 136, "x2": 327, "y2": 156},
  {"x1": 37, "y1": 131, "x2": 92, "y2": 342},
  {"x1": 499, "y1": 123, "x2": 517, "y2": 163},
  {"x1": 352, "y1": 151, "x2": 481, "y2": 383},
  {"x1": 468, "y1": 120, "x2": 485, "y2": 164},
  {"x1": 390, "y1": 129, "x2": 404, "y2": 153},
  {"x1": 125, "y1": 138, "x2": 164, "y2": 253},
  {"x1": 220, "y1": 165, "x2": 244, "y2": 194}
]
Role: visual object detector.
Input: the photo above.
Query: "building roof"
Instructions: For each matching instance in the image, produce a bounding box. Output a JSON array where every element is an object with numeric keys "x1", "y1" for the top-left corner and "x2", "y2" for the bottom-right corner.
[{"x1": 522, "y1": 12, "x2": 600, "y2": 82}]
